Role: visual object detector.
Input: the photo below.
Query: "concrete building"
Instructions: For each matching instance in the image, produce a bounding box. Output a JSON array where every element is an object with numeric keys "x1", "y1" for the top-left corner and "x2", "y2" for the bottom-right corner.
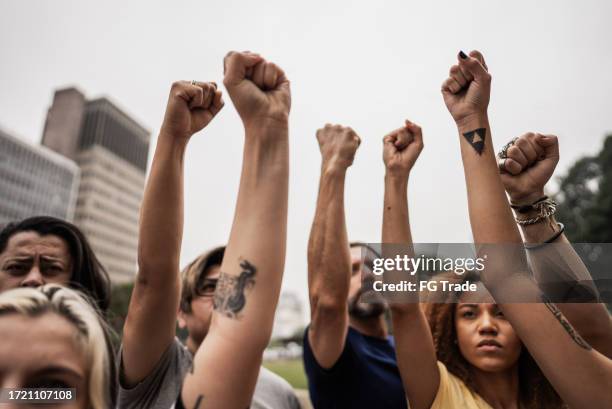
[
  {"x1": 42, "y1": 88, "x2": 150, "y2": 283},
  {"x1": 0, "y1": 127, "x2": 79, "y2": 226}
]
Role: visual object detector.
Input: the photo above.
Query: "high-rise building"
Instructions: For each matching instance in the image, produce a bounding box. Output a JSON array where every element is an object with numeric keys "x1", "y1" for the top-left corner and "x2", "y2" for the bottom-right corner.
[
  {"x1": 42, "y1": 88, "x2": 150, "y2": 283},
  {"x1": 0, "y1": 127, "x2": 79, "y2": 226}
]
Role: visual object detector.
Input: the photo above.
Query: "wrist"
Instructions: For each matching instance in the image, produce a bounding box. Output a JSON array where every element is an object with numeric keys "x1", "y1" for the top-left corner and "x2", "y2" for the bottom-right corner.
[
  {"x1": 244, "y1": 115, "x2": 289, "y2": 134},
  {"x1": 157, "y1": 132, "x2": 189, "y2": 155},
  {"x1": 321, "y1": 161, "x2": 349, "y2": 177},
  {"x1": 385, "y1": 171, "x2": 409, "y2": 185},
  {"x1": 456, "y1": 112, "x2": 489, "y2": 133},
  {"x1": 509, "y1": 190, "x2": 546, "y2": 206}
]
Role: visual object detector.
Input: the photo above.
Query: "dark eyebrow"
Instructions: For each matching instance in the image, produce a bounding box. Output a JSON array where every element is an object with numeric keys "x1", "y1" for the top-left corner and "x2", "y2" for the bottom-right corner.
[
  {"x1": 32, "y1": 366, "x2": 84, "y2": 380},
  {"x1": 458, "y1": 303, "x2": 478, "y2": 309}
]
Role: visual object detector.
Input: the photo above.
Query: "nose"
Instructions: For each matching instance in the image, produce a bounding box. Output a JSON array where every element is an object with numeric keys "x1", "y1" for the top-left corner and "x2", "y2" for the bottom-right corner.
[
  {"x1": 20, "y1": 266, "x2": 45, "y2": 288},
  {"x1": 477, "y1": 311, "x2": 498, "y2": 336}
]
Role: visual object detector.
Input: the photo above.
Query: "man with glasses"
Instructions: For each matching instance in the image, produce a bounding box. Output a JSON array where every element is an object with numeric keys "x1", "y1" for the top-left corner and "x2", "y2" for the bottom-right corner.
[{"x1": 177, "y1": 246, "x2": 301, "y2": 409}]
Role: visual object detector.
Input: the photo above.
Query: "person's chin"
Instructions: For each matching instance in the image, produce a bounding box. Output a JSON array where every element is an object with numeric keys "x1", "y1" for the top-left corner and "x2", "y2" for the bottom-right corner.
[{"x1": 472, "y1": 356, "x2": 513, "y2": 373}]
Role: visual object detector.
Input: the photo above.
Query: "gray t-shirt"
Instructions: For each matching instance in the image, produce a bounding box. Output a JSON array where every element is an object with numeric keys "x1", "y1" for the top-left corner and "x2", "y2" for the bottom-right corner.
[{"x1": 117, "y1": 338, "x2": 301, "y2": 409}]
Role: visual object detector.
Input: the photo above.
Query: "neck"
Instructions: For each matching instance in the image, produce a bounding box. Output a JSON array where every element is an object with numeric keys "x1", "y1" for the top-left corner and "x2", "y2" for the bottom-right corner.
[
  {"x1": 349, "y1": 314, "x2": 388, "y2": 338},
  {"x1": 471, "y1": 365, "x2": 520, "y2": 409},
  {"x1": 185, "y1": 336, "x2": 200, "y2": 355}
]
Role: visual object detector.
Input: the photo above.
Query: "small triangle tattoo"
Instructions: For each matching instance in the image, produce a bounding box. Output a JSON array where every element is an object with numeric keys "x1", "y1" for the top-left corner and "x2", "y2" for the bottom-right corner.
[{"x1": 463, "y1": 128, "x2": 486, "y2": 155}]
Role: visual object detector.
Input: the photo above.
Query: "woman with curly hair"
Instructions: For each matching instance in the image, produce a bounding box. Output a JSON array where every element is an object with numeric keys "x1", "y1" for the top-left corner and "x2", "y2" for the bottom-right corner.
[{"x1": 423, "y1": 272, "x2": 563, "y2": 408}]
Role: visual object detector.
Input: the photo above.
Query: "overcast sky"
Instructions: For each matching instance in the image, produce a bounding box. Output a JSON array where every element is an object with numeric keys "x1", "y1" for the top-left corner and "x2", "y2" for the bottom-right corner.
[{"x1": 1, "y1": 0, "x2": 611, "y2": 319}]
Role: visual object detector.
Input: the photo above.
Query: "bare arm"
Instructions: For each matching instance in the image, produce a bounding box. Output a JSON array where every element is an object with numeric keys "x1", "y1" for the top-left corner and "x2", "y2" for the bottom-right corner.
[
  {"x1": 307, "y1": 124, "x2": 360, "y2": 369},
  {"x1": 383, "y1": 122, "x2": 438, "y2": 409},
  {"x1": 181, "y1": 51, "x2": 291, "y2": 409},
  {"x1": 444, "y1": 50, "x2": 612, "y2": 408},
  {"x1": 498, "y1": 132, "x2": 612, "y2": 357},
  {"x1": 122, "y1": 81, "x2": 223, "y2": 386}
]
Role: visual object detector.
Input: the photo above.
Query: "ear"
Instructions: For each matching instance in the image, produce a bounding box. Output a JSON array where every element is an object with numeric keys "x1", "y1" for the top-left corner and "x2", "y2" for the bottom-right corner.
[{"x1": 177, "y1": 310, "x2": 188, "y2": 329}]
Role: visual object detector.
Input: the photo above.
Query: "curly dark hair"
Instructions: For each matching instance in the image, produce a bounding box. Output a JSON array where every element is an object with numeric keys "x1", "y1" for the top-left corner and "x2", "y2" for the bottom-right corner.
[
  {"x1": 424, "y1": 271, "x2": 565, "y2": 409},
  {"x1": 0, "y1": 216, "x2": 111, "y2": 312}
]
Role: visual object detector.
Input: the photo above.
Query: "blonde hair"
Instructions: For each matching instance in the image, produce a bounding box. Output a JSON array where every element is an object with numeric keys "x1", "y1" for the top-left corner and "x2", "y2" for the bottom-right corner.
[{"x1": 0, "y1": 285, "x2": 116, "y2": 409}]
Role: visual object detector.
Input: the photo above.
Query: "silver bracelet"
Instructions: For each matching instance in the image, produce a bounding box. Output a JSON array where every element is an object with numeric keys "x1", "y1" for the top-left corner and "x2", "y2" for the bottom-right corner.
[{"x1": 515, "y1": 198, "x2": 557, "y2": 225}]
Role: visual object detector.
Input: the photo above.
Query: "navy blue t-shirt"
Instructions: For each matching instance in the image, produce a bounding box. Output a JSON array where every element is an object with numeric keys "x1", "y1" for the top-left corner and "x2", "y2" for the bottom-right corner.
[{"x1": 303, "y1": 326, "x2": 407, "y2": 409}]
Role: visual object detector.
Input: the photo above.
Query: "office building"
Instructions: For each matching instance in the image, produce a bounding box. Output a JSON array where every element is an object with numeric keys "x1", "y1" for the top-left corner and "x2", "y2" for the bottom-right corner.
[
  {"x1": 42, "y1": 88, "x2": 150, "y2": 282},
  {"x1": 0, "y1": 127, "x2": 79, "y2": 226}
]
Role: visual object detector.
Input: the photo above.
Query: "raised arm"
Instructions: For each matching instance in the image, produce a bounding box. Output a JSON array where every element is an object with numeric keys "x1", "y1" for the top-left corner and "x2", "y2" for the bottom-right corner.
[
  {"x1": 443, "y1": 50, "x2": 612, "y2": 408},
  {"x1": 383, "y1": 122, "x2": 438, "y2": 409},
  {"x1": 122, "y1": 81, "x2": 223, "y2": 385},
  {"x1": 498, "y1": 132, "x2": 612, "y2": 357},
  {"x1": 181, "y1": 51, "x2": 291, "y2": 409},
  {"x1": 307, "y1": 124, "x2": 360, "y2": 369}
]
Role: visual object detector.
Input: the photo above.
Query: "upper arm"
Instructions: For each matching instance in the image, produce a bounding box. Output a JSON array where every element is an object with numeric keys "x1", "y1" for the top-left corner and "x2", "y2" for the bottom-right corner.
[
  {"x1": 121, "y1": 273, "x2": 181, "y2": 387},
  {"x1": 391, "y1": 306, "x2": 440, "y2": 409},
  {"x1": 307, "y1": 296, "x2": 349, "y2": 369}
]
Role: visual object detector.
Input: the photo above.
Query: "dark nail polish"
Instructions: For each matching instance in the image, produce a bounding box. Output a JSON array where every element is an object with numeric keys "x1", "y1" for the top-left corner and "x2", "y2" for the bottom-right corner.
[{"x1": 459, "y1": 50, "x2": 467, "y2": 59}]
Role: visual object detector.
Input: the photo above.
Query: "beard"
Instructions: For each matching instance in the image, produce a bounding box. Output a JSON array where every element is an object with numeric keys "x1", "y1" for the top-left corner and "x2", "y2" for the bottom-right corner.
[{"x1": 348, "y1": 281, "x2": 387, "y2": 319}]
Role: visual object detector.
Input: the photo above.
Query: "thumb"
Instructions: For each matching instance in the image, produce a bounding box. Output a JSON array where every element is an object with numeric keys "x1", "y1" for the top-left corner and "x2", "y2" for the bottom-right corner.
[
  {"x1": 223, "y1": 51, "x2": 263, "y2": 87},
  {"x1": 535, "y1": 134, "x2": 560, "y2": 159},
  {"x1": 404, "y1": 120, "x2": 424, "y2": 150}
]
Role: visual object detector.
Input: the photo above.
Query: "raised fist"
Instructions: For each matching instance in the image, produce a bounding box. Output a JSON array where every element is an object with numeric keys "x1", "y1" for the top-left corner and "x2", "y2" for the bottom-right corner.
[
  {"x1": 316, "y1": 124, "x2": 361, "y2": 171},
  {"x1": 383, "y1": 120, "x2": 424, "y2": 177},
  {"x1": 223, "y1": 51, "x2": 291, "y2": 128},
  {"x1": 498, "y1": 133, "x2": 560, "y2": 204},
  {"x1": 160, "y1": 81, "x2": 224, "y2": 140},
  {"x1": 442, "y1": 50, "x2": 491, "y2": 125}
]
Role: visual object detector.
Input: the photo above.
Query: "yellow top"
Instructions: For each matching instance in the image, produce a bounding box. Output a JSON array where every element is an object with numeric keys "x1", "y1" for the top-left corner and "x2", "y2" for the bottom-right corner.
[{"x1": 430, "y1": 361, "x2": 493, "y2": 409}]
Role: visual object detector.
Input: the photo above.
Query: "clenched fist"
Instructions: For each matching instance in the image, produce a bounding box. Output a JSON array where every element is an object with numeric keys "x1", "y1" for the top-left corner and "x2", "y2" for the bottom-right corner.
[
  {"x1": 316, "y1": 124, "x2": 361, "y2": 171},
  {"x1": 223, "y1": 51, "x2": 291, "y2": 129},
  {"x1": 442, "y1": 50, "x2": 491, "y2": 125},
  {"x1": 160, "y1": 81, "x2": 224, "y2": 140},
  {"x1": 498, "y1": 133, "x2": 560, "y2": 204},
  {"x1": 383, "y1": 120, "x2": 424, "y2": 177}
]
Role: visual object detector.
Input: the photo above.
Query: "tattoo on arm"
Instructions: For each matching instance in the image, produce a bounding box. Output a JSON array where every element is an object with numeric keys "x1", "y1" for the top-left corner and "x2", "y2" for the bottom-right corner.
[
  {"x1": 193, "y1": 395, "x2": 204, "y2": 409},
  {"x1": 462, "y1": 128, "x2": 486, "y2": 155},
  {"x1": 213, "y1": 259, "x2": 257, "y2": 319},
  {"x1": 544, "y1": 301, "x2": 592, "y2": 350}
]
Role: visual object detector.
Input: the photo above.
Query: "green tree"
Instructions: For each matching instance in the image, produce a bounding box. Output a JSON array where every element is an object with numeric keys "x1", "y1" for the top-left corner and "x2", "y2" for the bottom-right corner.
[
  {"x1": 556, "y1": 134, "x2": 612, "y2": 242},
  {"x1": 555, "y1": 134, "x2": 612, "y2": 309}
]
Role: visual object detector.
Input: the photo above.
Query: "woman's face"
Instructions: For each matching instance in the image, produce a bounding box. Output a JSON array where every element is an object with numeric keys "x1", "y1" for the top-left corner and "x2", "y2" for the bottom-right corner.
[
  {"x1": 0, "y1": 232, "x2": 73, "y2": 292},
  {"x1": 0, "y1": 312, "x2": 88, "y2": 408},
  {"x1": 455, "y1": 299, "x2": 523, "y2": 373}
]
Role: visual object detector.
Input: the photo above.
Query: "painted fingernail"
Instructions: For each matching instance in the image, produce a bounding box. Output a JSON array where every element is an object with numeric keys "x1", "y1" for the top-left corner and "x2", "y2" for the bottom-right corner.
[{"x1": 459, "y1": 50, "x2": 467, "y2": 59}]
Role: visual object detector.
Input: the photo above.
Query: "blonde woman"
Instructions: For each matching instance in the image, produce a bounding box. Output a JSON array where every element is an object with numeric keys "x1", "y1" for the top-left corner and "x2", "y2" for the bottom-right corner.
[{"x1": 0, "y1": 284, "x2": 116, "y2": 408}]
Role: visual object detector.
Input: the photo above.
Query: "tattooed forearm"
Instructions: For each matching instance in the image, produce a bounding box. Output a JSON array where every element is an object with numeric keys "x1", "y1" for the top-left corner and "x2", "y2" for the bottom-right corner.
[
  {"x1": 544, "y1": 302, "x2": 592, "y2": 350},
  {"x1": 462, "y1": 128, "x2": 486, "y2": 155},
  {"x1": 193, "y1": 395, "x2": 204, "y2": 409},
  {"x1": 213, "y1": 259, "x2": 257, "y2": 319}
]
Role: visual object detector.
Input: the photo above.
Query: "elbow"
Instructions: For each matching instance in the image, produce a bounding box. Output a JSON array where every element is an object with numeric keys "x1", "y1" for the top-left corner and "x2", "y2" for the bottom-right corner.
[{"x1": 310, "y1": 293, "x2": 347, "y2": 321}]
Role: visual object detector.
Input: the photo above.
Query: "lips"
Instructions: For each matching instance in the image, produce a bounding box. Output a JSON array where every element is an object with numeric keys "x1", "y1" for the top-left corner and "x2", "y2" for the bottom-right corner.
[{"x1": 477, "y1": 339, "x2": 502, "y2": 351}]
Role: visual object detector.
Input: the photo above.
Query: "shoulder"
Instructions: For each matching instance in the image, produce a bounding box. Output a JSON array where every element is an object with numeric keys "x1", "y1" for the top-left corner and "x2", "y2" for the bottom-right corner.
[
  {"x1": 430, "y1": 362, "x2": 491, "y2": 409},
  {"x1": 253, "y1": 367, "x2": 300, "y2": 408}
]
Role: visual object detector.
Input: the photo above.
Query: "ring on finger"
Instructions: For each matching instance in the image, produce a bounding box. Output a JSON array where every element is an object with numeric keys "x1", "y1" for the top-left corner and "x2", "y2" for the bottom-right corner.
[{"x1": 498, "y1": 137, "x2": 518, "y2": 159}]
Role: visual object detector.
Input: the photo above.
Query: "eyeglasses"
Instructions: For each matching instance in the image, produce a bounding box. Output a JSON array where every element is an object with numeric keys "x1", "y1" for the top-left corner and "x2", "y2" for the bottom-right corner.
[{"x1": 195, "y1": 278, "x2": 219, "y2": 297}]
